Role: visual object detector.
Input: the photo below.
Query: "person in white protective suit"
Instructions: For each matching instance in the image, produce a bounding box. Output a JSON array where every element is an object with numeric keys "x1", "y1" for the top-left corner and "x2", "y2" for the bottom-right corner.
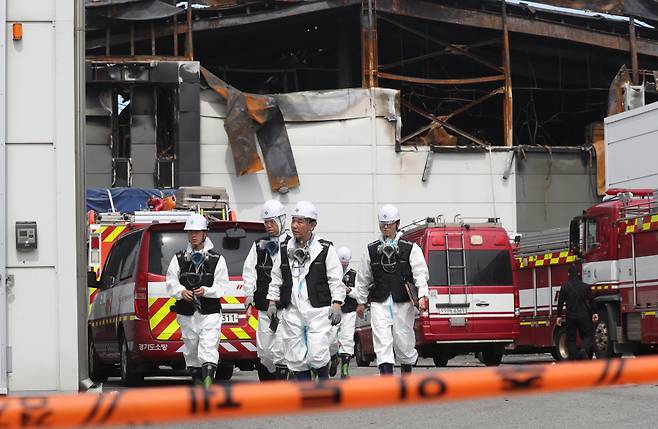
[
  {"x1": 266, "y1": 201, "x2": 346, "y2": 380},
  {"x1": 242, "y1": 199, "x2": 291, "y2": 381},
  {"x1": 355, "y1": 204, "x2": 429, "y2": 376},
  {"x1": 328, "y1": 246, "x2": 359, "y2": 379},
  {"x1": 166, "y1": 213, "x2": 229, "y2": 388}
]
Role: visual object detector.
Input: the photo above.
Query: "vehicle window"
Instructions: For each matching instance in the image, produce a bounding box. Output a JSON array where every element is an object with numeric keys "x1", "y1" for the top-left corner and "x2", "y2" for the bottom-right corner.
[
  {"x1": 586, "y1": 218, "x2": 598, "y2": 252},
  {"x1": 428, "y1": 250, "x2": 512, "y2": 286},
  {"x1": 118, "y1": 231, "x2": 143, "y2": 280},
  {"x1": 148, "y1": 229, "x2": 265, "y2": 277},
  {"x1": 100, "y1": 240, "x2": 128, "y2": 288}
]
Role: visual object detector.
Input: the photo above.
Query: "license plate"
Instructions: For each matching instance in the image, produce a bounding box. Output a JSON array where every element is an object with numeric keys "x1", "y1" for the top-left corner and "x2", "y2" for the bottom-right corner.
[
  {"x1": 222, "y1": 313, "x2": 239, "y2": 324},
  {"x1": 437, "y1": 307, "x2": 468, "y2": 315}
]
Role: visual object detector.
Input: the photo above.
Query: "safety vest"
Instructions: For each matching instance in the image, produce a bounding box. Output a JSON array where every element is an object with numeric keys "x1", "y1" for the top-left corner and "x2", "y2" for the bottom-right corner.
[
  {"x1": 173, "y1": 250, "x2": 222, "y2": 316},
  {"x1": 367, "y1": 239, "x2": 414, "y2": 303},
  {"x1": 342, "y1": 268, "x2": 358, "y2": 313},
  {"x1": 278, "y1": 239, "x2": 333, "y2": 309},
  {"x1": 254, "y1": 236, "x2": 289, "y2": 312}
]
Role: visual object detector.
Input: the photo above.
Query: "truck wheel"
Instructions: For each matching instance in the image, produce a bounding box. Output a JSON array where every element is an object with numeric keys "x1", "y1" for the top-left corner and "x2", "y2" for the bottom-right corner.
[
  {"x1": 216, "y1": 364, "x2": 234, "y2": 381},
  {"x1": 433, "y1": 356, "x2": 449, "y2": 367},
  {"x1": 551, "y1": 328, "x2": 568, "y2": 361},
  {"x1": 594, "y1": 311, "x2": 621, "y2": 359},
  {"x1": 481, "y1": 348, "x2": 504, "y2": 366},
  {"x1": 88, "y1": 339, "x2": 109, "y2": 383},
  {"x1": 354, "y1": 337, "x2": 371, "y2": 367},
  {"x1": 120, "y1": 335, "x2": 144, "y2": 387}
]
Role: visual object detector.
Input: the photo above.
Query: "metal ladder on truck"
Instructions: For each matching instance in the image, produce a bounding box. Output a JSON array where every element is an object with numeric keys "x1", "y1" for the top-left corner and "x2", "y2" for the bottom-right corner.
[{"x1": 444, "y1": 229, "x2": 468, "y2": 307}]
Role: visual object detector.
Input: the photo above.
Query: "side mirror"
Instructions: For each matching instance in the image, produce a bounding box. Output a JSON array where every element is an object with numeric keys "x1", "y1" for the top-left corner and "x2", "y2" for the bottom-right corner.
[{"x1": 87, "y1": 271, "x2": 100, "y2": 288}]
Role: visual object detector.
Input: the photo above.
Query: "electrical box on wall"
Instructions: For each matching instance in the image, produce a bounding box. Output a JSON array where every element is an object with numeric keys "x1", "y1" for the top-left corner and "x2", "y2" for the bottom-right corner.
[{"x1": 15, "y1": 222, "x2": 37, "y2": 251}]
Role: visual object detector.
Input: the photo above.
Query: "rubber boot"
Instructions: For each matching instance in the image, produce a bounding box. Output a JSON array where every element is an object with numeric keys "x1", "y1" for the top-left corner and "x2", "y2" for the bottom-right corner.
[
  {"x1": 256, "y1": 362, "x2": 276, "y2": 381},
  {"x1": 329, "y1": 354, "x2": 340, "y2": 377},
  {"x1": 201, "y1": 362, "x2": 217, "y2": 389},
  {"x1": 378, "y1": 363, "x2": 394, "y2": 375},
  {"x1": 315, "y1": 364, "x2": 330, "y2": 380},
  {"x1": 401, "y1": 364, "x2": 413, "y2": 376},
  {"x1": 188, "y1": 367, "x2": 202, "y2": 386},
  {"x1": 275, "y1": 364, "x2": 290, "y2": 380},
  {"x1": 294, "y1": 370, "x2": 312, "y2": 381},
  {"x1": 339, "y1": 354, "x2": 351, "y2": 379}
]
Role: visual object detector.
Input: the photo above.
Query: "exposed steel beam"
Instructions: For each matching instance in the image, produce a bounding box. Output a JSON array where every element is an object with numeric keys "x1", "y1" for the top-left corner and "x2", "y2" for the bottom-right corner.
[
  {"x1": 378, "y1": 14, "x2": 504, "y2": 73},
  {"x1": 376, "y1": 0, "x2": 658, "y2": 58},
  {"x1": 502, "y1": 0, "x2": 513, "y2": 148},
  {"x1": 378, "y1": 72, "x2": 505, "y2": 85},
  {"x1": 402, "y1": 100, "x2": 490, "y2": 148}
]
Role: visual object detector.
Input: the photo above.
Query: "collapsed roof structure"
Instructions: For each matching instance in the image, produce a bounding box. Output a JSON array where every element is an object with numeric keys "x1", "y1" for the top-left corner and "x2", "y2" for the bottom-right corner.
[{"x1": 83, "y1": 0, "x2": 658, "y2": 210}]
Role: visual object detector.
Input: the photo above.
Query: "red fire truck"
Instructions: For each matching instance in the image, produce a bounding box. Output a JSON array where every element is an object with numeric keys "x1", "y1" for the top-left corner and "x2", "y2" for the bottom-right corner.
[
  {"x1": 87, "y1": 187, "x2": 264, "y2": 384},
  {"x1": 354, "y1": 216, "x2": 520, "y2": 367},
  {"x1": 514, "y1": 188, "x2": 658, "y2": 359}
]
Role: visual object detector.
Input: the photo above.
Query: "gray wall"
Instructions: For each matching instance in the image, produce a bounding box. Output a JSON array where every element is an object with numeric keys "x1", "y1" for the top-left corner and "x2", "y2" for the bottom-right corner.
[{"x1": 516, "y1": 152, "x2": 599, "y2": 233}]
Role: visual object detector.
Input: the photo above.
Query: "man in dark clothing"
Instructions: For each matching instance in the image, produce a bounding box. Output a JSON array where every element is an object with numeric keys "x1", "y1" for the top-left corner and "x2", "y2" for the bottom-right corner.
[{"x1": 556, "y1": 264, "x2": 599, "y2": 360}]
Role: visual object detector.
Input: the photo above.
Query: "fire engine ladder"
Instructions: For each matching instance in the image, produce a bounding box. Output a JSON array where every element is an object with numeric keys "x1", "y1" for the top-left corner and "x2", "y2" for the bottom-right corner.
[{"x1": 444, "y1": 229, "x2": 468, "y2": 307}]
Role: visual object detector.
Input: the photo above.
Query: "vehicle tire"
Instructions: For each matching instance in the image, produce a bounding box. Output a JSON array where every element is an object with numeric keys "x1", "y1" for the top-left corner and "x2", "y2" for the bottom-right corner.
[
  {"x1": 120, "y1": 335, "x2": 144, "y2": 387},
  {"x1": 354, "y1": 337, "x2": 371, "y2": 367},
  {"x1": 215, "y1": 364, "x2": 234, "y2": 381},
  {"x1": 481, "y1": 348, "x2": 504, "y2": 366},
  {"x1": 594, "y1": 311, "x2": 621, "y2": 359},
  {"x1": 475, "y1": 351, "x2": 484, "y2": 364},
  {"x1": 433, "y1": 356, "x2": 449, "y2": 367},
  {"x1": 551, "y1": 328, "x2": 569, "y2": 361},
  {"x1": 88, "y1": 338, "x2": 109, "y2": 383}
]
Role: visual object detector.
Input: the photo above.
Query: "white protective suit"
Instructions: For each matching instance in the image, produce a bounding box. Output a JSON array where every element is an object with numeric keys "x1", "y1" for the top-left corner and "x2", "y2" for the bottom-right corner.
[
  {"x1": 355, "y1": 234, "x2": 429, "y2": 366},
  {"x1": 242, "y1": 233, "x2": 289, "y2": 373},
  {"x1": 267, "y1": 234, "x2": 346, "y2": 372},
  {"x1": 165, "y1": 237, "x2": 229, "y2": 367},
  {"x1": 330, "y1": 268, "x2": 359, "y2": 356}
]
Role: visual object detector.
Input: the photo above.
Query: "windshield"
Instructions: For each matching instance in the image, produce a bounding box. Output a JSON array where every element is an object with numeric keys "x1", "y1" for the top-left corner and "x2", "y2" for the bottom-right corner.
[
  {"x1": 427, "y1": 250, "x2": 513, "y2": 286},
  {"x1": 148, "y1": 229, "x2": 265, "y2": 277}
]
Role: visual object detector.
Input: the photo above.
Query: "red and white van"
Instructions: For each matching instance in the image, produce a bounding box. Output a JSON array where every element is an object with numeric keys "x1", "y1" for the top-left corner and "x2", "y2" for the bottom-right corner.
[
  {"x1": 354, "y1": 216, "x2": 520, "y2": 367},
  {"x1": 88, "y1": 220, "x2": 266, "y2": 385}
]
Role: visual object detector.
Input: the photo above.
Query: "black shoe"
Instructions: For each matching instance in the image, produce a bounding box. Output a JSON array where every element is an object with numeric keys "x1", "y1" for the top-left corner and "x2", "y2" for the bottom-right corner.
[
  {"x1": 329, "y1": 354, "x2": 340, "y2": 377},
  {"x1": 401, "y1": 364, "x2": 413, "y2": 375},
  {"x1": 378, "y1": 363, "x2": 394, "y2": 375},
  {"x1": 275, "y1": 365, "x2": 290, "y2": 380},
  {"x1": 316, "y1": 364, "x2": 330, "y2": 380},
  {"x1": 339, "y1": 354, "x2": 351, "y2": 379},
  {"x1": 201, "y1": 362, "x2": 217, "y2": 389},
  {"x1": 188, "y1": 367, "x2": 202, "y2": 386},
  {"x1": 294, "y1": 370, "x2": 312, "y2": 381}
]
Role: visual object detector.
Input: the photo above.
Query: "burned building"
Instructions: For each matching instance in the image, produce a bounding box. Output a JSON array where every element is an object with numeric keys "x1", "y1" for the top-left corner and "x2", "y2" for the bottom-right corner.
[{"x1": 84, "y1": 0, "x2": 658, "y2": 233}]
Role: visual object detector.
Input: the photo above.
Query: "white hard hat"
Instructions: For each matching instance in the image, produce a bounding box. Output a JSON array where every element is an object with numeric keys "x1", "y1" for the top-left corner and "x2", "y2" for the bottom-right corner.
[
  {"x1": 378, "y1": 204, "x2": 400, "y2": 223},
  {"x1": 336, "y1": 247, "x2": 352, "y2": 264},
  {"x1": 184, "y1": 213, "x2": 208, "y2": 231},
  {"x1": 292, "y1": 200, "x2": 318, "y2": 220},
  {"x1": 261, "y1": 199, "x2": 286, "y2": 220}
]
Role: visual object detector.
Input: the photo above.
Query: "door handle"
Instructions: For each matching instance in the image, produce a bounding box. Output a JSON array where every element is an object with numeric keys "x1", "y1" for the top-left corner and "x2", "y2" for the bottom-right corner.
[{"x1": 476, "y1": 302, "x2": 490, "y2": 307}]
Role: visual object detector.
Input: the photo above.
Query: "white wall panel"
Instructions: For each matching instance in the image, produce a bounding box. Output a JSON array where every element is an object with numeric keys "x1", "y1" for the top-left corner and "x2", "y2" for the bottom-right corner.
[
  {"x1": 6, "y1": 145, "x2": 56, "y2": 267},
  {"x1": 7, "y1": 0, "x2": 54, "y2": 21},
  {"x1": 6, "y1": 23, "x2": 54, "y2": 143},
  {"x1": 7, "y1": 268, "x2": 58, "y2": 391},
  {"x1": 605, "y1": 101, "x2": 658, "y2": 189},
  {"x1": 201, "y1": 144, "x2": 373, "y2": 175}
]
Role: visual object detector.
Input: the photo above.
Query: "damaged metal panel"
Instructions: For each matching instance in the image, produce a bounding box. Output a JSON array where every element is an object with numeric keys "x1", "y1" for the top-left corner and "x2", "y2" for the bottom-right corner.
[
  {"x1": 86, "y1": 0, "x2": 143, "y2": 7},
  {"x1": 89, "y1": 0, "x2": 183, "y2": 21},
  {"x1": 224, "y1": 88, "x2": 264, "y2": 176},
  {"x1": 201, "y1": 67, "x2": 299, "y2": 193},
  {"x1": 256, "y1": 108, "x2": 300, "y2": 192}
]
